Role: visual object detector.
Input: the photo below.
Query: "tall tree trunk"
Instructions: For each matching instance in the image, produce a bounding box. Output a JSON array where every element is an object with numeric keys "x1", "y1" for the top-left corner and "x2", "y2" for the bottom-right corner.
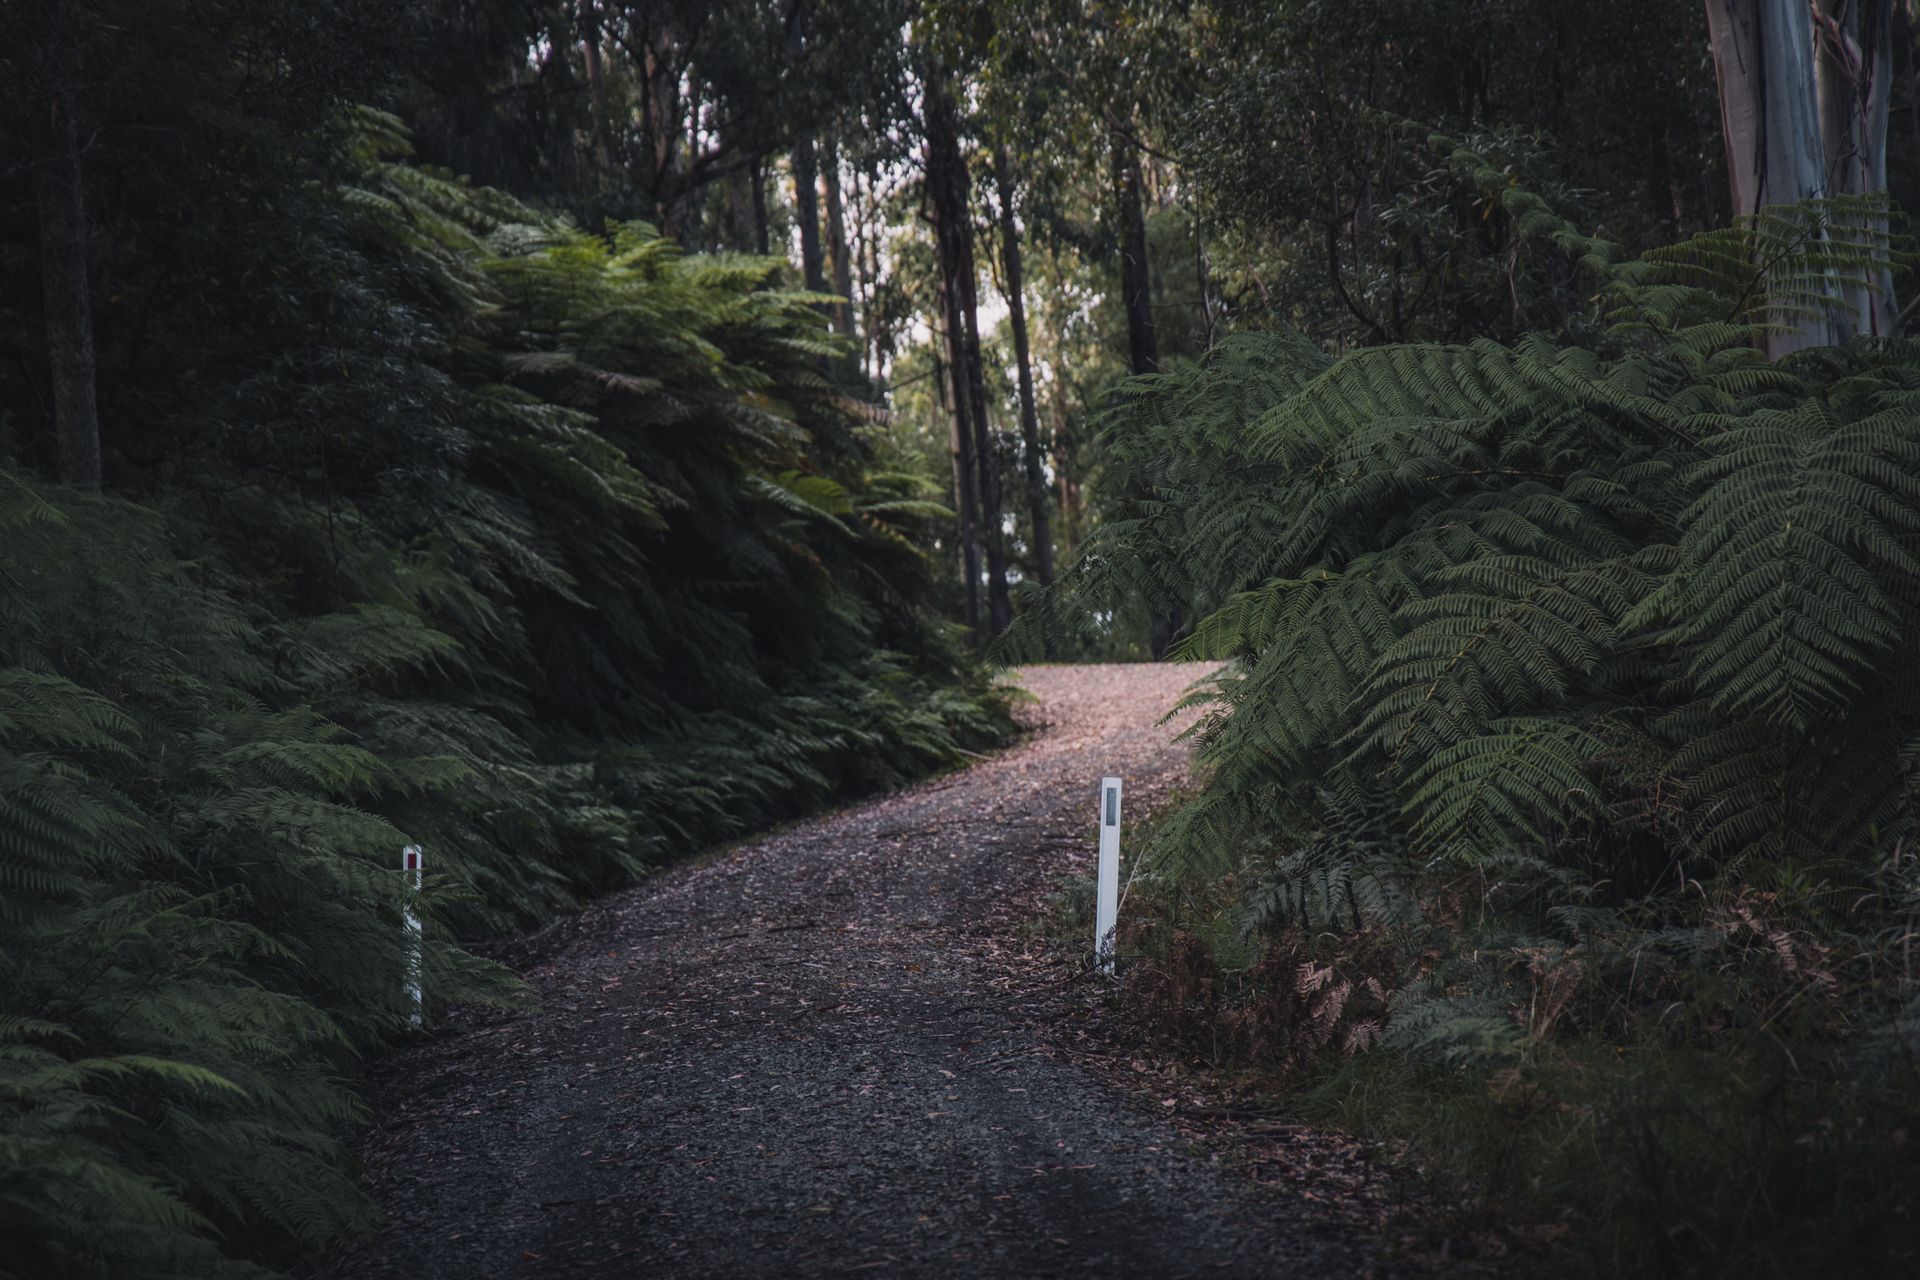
[
  {"x1": 36, "y1": 39, "x2": 101, "y2": 493},
  {"x1": 1861, "y1": 0, "x2": 1898, "y2": 336},
  {"x1": 821, "y1": 138, "x2": 856, "y2": 337},
  {"x1": 1705, "y1": 0, "x2": 1842, "y2": 355},
  {"x1": 992, "y1": 145, "x2": 1055, "y2": 592},
  {"x1": 579, "y1": 1, "x2": 614, "y2": 172},
  {"x1": 855, "y1": 171, "x2": 881, "y2": 378},
  {"x1": 926, "y1": 75, "x2": 1011, "y2": 637},
  {"x1": 642, "y1": 20, "x2": 681, "y2": 233},
  {"x1": 791, "y1": 138, "x2": 827, "y2": 293},
  {"x1": 724, "y1": 167, "x2": 756, "y2": 250},
  {"x1": 785, "y1": 18, "x2": 825, "y2": 293},
  {"x1": 1192, "y1": 204, "x2": 1219, "y2": 350},
  {"x1": 963, "y1": 274, "x2": 1013, "y2": 638},
  {"x1": 937, "y1": 281, "x2": 982, "y2": 638},
  {"x1": 1110, "y1": 116, "x2": 1160, "y2": 376},
  {"x1": 750, "y1": 159, "x2": 771, "y2": 255},
  {"x1": 1111, "y1": 110, "x2": 1178, "y2": 653},
  {"x1": 1050, "y1": 370, "x2": 1082, "y2": 561},
  {"x1": 1812, "y1": 0, "x2": 1901, "y2": 336}
]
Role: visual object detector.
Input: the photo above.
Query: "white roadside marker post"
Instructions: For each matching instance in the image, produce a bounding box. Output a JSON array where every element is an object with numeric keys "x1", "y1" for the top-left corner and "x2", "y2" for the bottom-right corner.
[
  {"x1": 402, "y1": 844, "x2": 424, "y2": 1028},
  {"x1": 1095, "y1": 777, "x2": 1123, "y2": 975}
]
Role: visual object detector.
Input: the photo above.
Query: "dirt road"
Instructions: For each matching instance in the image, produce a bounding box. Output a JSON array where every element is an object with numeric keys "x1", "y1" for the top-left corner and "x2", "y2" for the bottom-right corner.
[{"x1": 324, "y1": 664, "x2": 1403, "y2": 1279}]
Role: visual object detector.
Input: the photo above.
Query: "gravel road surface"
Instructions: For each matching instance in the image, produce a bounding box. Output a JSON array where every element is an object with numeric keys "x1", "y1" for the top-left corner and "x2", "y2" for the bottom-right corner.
[{"x1": 323, "y1": 664, "x2": 1416, "y2": 1279}]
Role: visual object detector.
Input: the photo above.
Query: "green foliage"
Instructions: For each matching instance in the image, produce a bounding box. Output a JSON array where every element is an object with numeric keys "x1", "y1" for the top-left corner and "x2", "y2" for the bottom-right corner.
[
  {"x1": 0, "y1": 485, "x2": 494, "y2": 1277},
  {"x1": 1619, "y1": 194, "x2": 1911, "y2": 338},
  {"x1": 1037, "y1": 195, "x2": 1919, "y2": 881},
  {"x1": 0, "y1": 105, "x2": 1010, "y2": 1277},
  {"x1": 1160, "y1": 0, "x2": 1723, "y2": 346},
  {"x1": 1038, "y1": 199, "x2": 1920, "y2": 1270},
  {"x1": 233, "y1": 108, "x2": 1013, "y2": 930}
]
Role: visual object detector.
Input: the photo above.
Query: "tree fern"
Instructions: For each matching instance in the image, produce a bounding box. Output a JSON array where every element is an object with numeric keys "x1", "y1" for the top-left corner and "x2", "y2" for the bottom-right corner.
[
  {"x1": 0, "y1": 103, "x2": 1012, "y2": 1279},
  {"x1": 1028, "y1": 190, "x2": 1918, "y2": 1078}
]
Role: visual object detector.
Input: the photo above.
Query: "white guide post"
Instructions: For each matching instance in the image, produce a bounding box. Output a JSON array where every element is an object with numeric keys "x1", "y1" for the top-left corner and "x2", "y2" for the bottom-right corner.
[
  {"x1": 1095, "y1": 777, "x2": 1123, "y2": 974},
  {"x1": 402, "y1": 844, "x2": 424, "y2": 1028}
]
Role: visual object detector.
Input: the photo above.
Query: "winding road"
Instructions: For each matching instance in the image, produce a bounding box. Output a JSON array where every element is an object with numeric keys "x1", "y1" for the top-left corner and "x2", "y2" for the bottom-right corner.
[{"x1": 324, "y1": 664, "x2": 1407, "y2": 1279}]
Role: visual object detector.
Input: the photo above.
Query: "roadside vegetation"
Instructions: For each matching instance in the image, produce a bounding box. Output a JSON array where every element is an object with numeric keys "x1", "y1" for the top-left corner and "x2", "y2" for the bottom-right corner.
[
  {"x1": 1030, "y1": 87, "x2": 1920, "y2": 1280},
  {"x1": 2, "y1": 12, "x2": 1007, "y2": 1274},
  {"x1": 7, "y1": 1, "x2": 1920, "y2": 1276}
]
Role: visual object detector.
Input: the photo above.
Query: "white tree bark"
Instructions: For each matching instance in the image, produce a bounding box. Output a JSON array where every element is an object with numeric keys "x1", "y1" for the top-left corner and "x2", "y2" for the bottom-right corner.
[
  {"x1": 1706, "y1": 0, "x2": 1901, "y2": 350},
  {"x1": 1862, "y1": 1, "x2": 1896, "y2": 336},
  {"x1": 1813, "y1": 0, "x2": 1900, "y2": 336},
  {"x1": 1706, "y1": 0, "x2": 1841, "y2": 354}
]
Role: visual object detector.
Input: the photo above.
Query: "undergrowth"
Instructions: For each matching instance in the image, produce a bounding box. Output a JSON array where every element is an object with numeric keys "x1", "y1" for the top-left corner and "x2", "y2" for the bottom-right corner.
[
  {"x1": 0, "y1": 110, "x2": 1011, "y2": 1278},
  {"x1": 1093, "y1": 854, "x2": 1920, "y2": 1275},
  {"x1": 1022, "y1": 180, "x2": 1920, "y2": 1275}
]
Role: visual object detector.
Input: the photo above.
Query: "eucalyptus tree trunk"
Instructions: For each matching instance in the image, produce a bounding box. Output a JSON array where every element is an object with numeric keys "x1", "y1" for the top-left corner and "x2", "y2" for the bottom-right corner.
[
  {"x1": 36, "y1": 24, "x2": 101, "y2": 493},
  {"x1": 1812, "y1": 0, "x2": 1900, "y2": 336},
  {"x1": 1192, "y1": 205, "x2": 1219, "y2": 351},
  {"x1": 1707, "y1": 0, "x2": 1825, "y2": 222},
  {"x1": 1050, "y1": 372, "x2": 1082, "y2": 561},
  {"x1": 821, "y1": 138, "x2": 856, "y2": 337},
  {"x1": 578, "y1": 1, "x2": 614, "y2": 173},
  {"x1": 751, "y1": 160, "x2": 771, "y2": 255},
  {"x1": 992, "y1": 145, "x2": 1055, "y2": 592},
  {"x1": 725, "y1": 167, "x2": 757, "y2": 250},
  {"x1": 1705, "y1": 0, "x2": 1847, "y2": 354},
  {"x1": 641, "y1": 20, "x2": 681, "y2": 232},
  {"x1": 1111, "y1": 110, "x2": 1177, "y2": 654},
  {"x1": 791, "y1": 138, "x2": 828, "y2": 293},
  {"x1": 925, "y1": 75, "x2": 1011, "y2": 638},
  {"x1": 855, "y1": 171, "x2": 882, "y2": 378},
  {"x1": 962, "y1": 268, "x2": 1014, "y2": 638},
  {"x1": 785, "y1": 17, "x2": 826, "y2": 296},
  {"x1": 1110, "y1": 115, "x2": 1160, "y2": 376},
  {"x1": 937, "y1": 278, "x2": 983, "y2": 637}
]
